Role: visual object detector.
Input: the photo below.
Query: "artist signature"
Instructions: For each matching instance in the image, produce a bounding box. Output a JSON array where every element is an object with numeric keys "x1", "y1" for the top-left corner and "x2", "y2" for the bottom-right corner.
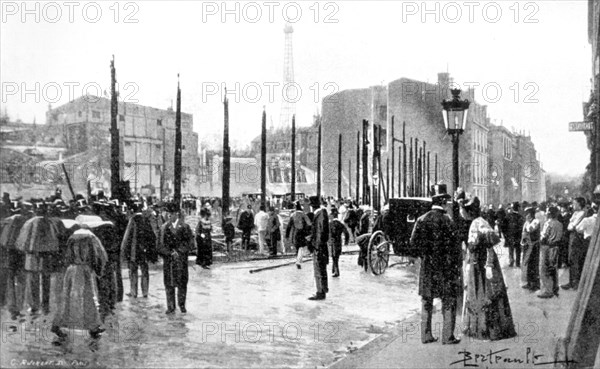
[
  {"x1": 449, "y1": 348, "x2": 577, "y2": 367},
  {"x1": 10, "y1": 359, "x2": 89, "y2": 367}
]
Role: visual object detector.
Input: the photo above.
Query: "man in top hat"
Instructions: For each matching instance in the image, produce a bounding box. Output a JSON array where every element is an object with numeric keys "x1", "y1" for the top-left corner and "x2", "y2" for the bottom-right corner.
[
  {"x1": 157, "y1": 203, "x2": 194, "y2": 314},
  {"x1": 237, "y1": 205, "x2": 254, "y2": 251},
  {"x1": 223, "y1": 215, "x2": 235, "y2": 253},
  {"x1": 308, "y1": 195, "x2": 329, "y2": 300},
  {"x1": 328, "y1": 207, "x2": 349, "y2": 278},
  {"x1": 410, "y1": 184, "x2": 461, "y2": 344},
  {"x1": 121, "y1": 201, "x2": 158, "y2": 298},
  {"x1": 505, "y1": 202, "x2": 524, "y2": 267}
]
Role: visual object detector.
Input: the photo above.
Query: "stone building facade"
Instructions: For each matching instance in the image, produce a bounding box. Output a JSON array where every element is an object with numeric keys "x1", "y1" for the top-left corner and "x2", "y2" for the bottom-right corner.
[
  {"x1": 320, "y1": 72, "x2": 546, "y2": 205},
  {"x1": 45, "y1": 96, "x2": 200, "y2": 197},
  {"x1": 583, "y1": 0, "x2": 600, "y2": 194}
]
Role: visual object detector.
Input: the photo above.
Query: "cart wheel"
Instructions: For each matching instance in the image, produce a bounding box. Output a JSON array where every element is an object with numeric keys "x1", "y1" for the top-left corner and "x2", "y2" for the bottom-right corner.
[{"x1": 368, "y1": 231, "x2": 390, "y2": 275}]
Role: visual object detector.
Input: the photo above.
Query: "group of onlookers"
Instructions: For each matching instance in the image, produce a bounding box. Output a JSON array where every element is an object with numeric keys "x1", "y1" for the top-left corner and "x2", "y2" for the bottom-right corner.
[
  {"x1": 0, "y1": 189, "x2": 227, "y2": 341},
  {"x1": 409, "y1": 186, "x2": 600, "y2": 345},
  {"x1": 479, "y1": 198, "x2": 598, "y2": 296}
]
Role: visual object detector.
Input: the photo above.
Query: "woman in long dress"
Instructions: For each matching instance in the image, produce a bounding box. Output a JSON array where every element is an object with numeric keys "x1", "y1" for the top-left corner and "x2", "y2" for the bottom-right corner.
[
  {"x1": 462, "y1": 197, "x2": 517, "y2": 341},
  {"x1": 51, "y1": 228, "x2": 107, "y2": 339}
]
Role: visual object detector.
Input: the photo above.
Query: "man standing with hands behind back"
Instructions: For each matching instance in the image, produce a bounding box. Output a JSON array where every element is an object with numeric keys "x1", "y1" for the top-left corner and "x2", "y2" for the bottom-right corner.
[
  {"x1": 308, "y1": 196, "x2": 329, "y2": 301},
  {"x1": 410, "y1": 184, "x2": 461, "y2": 345}
]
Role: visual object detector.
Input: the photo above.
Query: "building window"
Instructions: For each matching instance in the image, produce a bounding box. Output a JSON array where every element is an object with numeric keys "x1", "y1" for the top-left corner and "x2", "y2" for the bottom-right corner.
[
  {"x1": 92, "y1": 110, "x2": 101, "y2": 119},
  {"x1": 124, "y1": 141, "x2": 132, "y2": 146},
  {"x1": 155, "y1": 165, "x2": 161, "y2": 175},
  {"x1": 157, "y1": 119, "x2": 162, "y2": 126},
  {"x1": 78, "y1": 111, "x2": 82, "y2": 118},
  {"x1": 119, "y1": 114, "x2": 125, "y2": 122},
  {"x1": 156, "y1": 144, "x2": 161, "y2": 150}
]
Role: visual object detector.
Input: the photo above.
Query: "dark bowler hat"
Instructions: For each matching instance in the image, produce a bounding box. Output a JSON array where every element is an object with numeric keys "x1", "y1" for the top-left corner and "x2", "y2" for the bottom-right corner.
[
  {"x1": 309, "y1": 195, "x2": 320, "y2": 208},
  {"x1": 330, "y1": 207, "x2": 339, "y2": 217},
  {"x1": 511, "y1": 202, "x2": 520, "y2": 210},
  {"x1": 431, "y1": 184, "x2": 451, "y2": 199}
]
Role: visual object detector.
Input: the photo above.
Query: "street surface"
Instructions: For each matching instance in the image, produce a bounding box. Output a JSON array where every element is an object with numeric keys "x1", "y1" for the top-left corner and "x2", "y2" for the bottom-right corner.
[{"x1": 1, "y1": 246, "x2": 422, "y2": 368}]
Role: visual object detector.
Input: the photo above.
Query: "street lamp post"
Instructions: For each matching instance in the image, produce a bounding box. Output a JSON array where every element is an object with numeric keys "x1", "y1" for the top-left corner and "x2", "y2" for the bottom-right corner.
[{"x1": 441, "y1": 89, "x2": 470, "y2": 192}]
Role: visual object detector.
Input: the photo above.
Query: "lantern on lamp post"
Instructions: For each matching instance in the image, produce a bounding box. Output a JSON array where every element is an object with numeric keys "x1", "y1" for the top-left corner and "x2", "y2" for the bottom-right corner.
[{"x1": 442, "y1": 89, "x2": 470, "y2": 191}]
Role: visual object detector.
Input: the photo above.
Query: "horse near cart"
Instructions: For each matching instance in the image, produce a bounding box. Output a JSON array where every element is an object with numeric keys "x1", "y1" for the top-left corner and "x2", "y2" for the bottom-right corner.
[{"x1": 358, "y1": 197, "x2": 432, "y2": 275}]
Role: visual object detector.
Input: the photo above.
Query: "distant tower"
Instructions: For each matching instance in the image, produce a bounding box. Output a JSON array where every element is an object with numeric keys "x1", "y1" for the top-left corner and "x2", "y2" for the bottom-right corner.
[{"x1": 279, "y1": 22, "x2": 296, "y2": 129}]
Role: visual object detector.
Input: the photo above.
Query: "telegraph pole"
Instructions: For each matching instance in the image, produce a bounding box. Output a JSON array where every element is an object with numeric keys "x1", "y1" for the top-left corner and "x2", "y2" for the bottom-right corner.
[
  {"x1": 348, "y1": 159, "x2": 352, "y2": 199},
  {"x1": 409, "y1": 138, "x2": 413, "y2": 196},
  {"x1": 402, "y1": 121, "x2": 407, "y2": 197},
  {"x1": 337, "y1": 133, "x2": 342, "y2": 199},
  {"x1": 362, "y1": 120, "x2": 369, "y2": 205},
  {"x1": 435, "y1": 153, "x2": 438, "y2": 183},
  {"x1": 399, "y1": 149, "x2": 402, "y2": 198},
  {"x1": 423, "y1": 141, "x2": 427, "y2": 195},
  {"x1": 356, "y1": 130, "x2": 360, "y2": 203},
  {"x1": 222, "y1": 90, "x2": 230, "y2": 219},
  {"x1": 372, "y1": 124, "x2": 379, "y2": 209},
  {"x1": 291, "y1": 114, "x2": 296, "y2": 204},
  {"x1": 415, "y1": 138, "x2": 419, "y2": 197},
  {"x1": 173, "y1": 74, "x2": 182, "y2": 209},
  {"x1": 391, "y1": 116, "x2": 395, "y2": 198},
  {"x1": 427, "y1": 151, "x2": 431, "y2": 196},
  {"x1": 261, "y1": 107, "x2": 267, "y2": 209},
  {"x1": 110, "y1": 55, "x2": 120, "y2": 198},
  {"x1": 418, "y1": 147, "x2": 423, "y2": 197}
]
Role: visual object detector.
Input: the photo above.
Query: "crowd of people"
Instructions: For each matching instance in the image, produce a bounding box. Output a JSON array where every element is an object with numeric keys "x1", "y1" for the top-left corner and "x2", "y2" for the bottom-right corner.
[
  {"x1": 477, "y1": 197, "x2": 597, "y2": 294},
  {"x1": 0, "y1": 189, "x2": 221, "y2": 341},
  {"x1": 0, "y1": 186, "x2": 597, "y2": 345},
  {"x1": 408, "y1": 187, "x2": 598, "y2": 345},
  {"x1": 0, "y1": 188, "x2": 362, "y2": 341}
]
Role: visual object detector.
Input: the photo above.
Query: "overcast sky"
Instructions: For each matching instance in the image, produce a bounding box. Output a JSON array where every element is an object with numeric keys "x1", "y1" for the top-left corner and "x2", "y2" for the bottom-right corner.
[{"x1": 0, "y1": 0, "x2": 592, "y2": 176}]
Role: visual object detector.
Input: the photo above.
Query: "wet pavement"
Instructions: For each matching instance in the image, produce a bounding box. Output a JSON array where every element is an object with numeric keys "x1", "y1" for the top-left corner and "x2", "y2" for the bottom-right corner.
[{"x1": 1, "y1": 246, "x2": 423, "y2": 368}]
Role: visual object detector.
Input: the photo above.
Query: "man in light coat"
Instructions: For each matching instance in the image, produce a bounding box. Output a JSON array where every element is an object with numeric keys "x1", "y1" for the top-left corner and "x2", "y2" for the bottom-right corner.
[{"x1": 254, "y1": 205, "x2": 269, "y2": 254}]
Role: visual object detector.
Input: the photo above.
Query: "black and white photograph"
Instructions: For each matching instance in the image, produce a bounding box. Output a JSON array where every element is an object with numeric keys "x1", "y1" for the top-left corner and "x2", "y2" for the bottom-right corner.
[{"x1": 1, "y1": 1, "x2": 599, "y2": 368}]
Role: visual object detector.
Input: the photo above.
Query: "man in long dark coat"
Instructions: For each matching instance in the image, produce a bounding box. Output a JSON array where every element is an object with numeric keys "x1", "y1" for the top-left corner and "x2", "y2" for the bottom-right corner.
[
  {"x1": 121, "y1": 203, "x2": 158, "y2": 298},
  {"x1": 410, "y1": 184, "x2": 461, "y2": 345},
  {"x1": 16, "y1": 201, "x2": 68, "y2": 315},
  {"x1": 505, "y1": 202, "x2": 524, "y2": 267},
  {"x1": 328, "y1": 207, "x2": 349, "y2": 277},
  {"x1": 90, "y1": 219, "x2": 120, "y2": 320},
  {"x1": 158, "y1": 203, "x2": 194, "y2": 314},
  {"x1": 237, "y1": 205, "x2": 254, "y2": 250},
  {"x1": 0, "y1": 204, "x2": 32, "y2": 319},
  {"x1": 308, "y1": 196, "x2": 329, "y2": 300}
]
